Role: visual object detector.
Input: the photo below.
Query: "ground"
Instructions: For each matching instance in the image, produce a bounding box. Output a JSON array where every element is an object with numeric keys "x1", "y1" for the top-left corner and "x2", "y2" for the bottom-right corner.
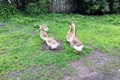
[
  {"x1": 62, "y1": 49, "x2": 120, "y2": 80},
  {"x1": 0, "y1": 14, "x2": 120, "y2": 80}
]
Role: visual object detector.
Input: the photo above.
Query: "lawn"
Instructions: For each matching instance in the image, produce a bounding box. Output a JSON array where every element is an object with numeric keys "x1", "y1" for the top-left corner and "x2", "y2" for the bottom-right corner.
[{"x1": 0, "y1": 13, "x2": 120, "y2": 79}]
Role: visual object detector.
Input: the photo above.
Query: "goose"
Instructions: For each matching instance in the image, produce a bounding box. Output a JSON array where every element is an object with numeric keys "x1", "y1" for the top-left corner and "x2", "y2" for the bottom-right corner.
[
  {"x1": 45, "y1": 37, "x2": 60, "y2": 49},
  {"x1": 66, "y1": 23, "x2": 73, "y2": 42},
  {"x1": 39, "y1": 25, "x2": 59, "y2": 49},
  {"x1": 69, "y1": 22, "x2": 84, "y2": 54},
  {"x1": 39, "y1": 25, "x2": 48, "y2": 41}
]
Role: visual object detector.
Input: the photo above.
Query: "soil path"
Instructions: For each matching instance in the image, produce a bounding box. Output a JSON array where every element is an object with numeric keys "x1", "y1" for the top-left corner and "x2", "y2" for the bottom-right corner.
[{"x1": 62, "y1": 49, "x2": 120, "y2": 80}]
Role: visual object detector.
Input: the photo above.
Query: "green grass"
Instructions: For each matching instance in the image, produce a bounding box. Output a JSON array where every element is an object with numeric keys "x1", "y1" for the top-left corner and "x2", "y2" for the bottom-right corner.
[{"x1": 0, "y1": 13, "x2": 120, "y2": 79}]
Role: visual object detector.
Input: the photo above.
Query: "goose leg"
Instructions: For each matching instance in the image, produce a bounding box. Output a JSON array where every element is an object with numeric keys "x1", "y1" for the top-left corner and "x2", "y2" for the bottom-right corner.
[{"x1": 73, "y1": 50, "x2": 78, "y2": 55}]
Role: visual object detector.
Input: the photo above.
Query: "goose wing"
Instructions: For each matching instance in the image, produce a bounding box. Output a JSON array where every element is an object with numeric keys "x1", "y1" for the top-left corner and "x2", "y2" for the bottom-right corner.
[
  {"x1": 47, "y1": 38, "x2": 57, "y2": 44},
  {"x1": 40, "y1": 31, "x2": 48, "y2": 37},
  {"x1": 67, "y1": 32, "x2": 72, "y2": 38},
  {"x1": 67, "y1": 32, "x2": 73, "y2": 42},
  {"x1": 71, "y1": 38, "x2": 82, "y2": 46}
]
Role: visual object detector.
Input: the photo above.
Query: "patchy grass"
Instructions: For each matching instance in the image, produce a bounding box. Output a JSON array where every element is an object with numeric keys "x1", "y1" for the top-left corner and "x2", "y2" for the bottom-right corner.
[{"x1": 0, "y1": 14, "x2": 120, "y2": 79}]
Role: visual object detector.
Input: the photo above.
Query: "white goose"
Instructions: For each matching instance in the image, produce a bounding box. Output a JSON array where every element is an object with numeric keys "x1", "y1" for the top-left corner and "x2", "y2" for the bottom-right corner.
[{"x1": 69, "y1": 22, "x2": 84, "y2": 54}]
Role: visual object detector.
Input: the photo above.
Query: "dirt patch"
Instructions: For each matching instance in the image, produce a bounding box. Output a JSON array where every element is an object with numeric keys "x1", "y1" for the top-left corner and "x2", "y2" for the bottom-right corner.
[
  {"x1": 5, "y1": 66, "x2": 38, "y2": 79},
  {"x1": 42, "y1": 40, "x2": 63, "y2": 52},
  {"x1": 62, "y1": 48, "x2": 120, "y2": 80},
  {"x1": 4, "y1": 25, "x2": 23, "y2": 34},
  {"x1": 0, "y1": 23, "x2": 5, "y2": 28},
  {"x1": 12, "y1": 26, "x2": 25, "y2": 33},
  {"x1": 29, "y1": 31, "x2": 37, "y2": 35},
  {"x1": 4, "y1": 64, "x2": 72, "y2": 80}
]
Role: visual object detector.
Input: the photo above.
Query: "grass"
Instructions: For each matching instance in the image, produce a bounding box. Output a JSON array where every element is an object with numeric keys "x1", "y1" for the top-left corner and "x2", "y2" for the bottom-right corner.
[{"x1": 0, "y1": 13, "x2": 120, "y2": 79}]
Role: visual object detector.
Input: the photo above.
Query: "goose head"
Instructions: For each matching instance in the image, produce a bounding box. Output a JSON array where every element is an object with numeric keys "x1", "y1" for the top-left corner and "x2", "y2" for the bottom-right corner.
[
  {"x1": 69, "y1": 22, "x2": 72, "y2": 29},
  {"x1": 70, "y1": 22, "x2": 76, "y2": 28},
  {"x1": 39, "y1": 25, "x2": 48, "y2": 32}
]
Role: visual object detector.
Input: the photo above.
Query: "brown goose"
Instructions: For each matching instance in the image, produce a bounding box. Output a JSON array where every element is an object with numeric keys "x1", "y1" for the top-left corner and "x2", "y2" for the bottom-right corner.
[
  {"x1": 69, "y1": 22, "x2": 84, "y2": 54},
  {"x1": 39, "y1": 25, "x2": 59, "y2": 49}
]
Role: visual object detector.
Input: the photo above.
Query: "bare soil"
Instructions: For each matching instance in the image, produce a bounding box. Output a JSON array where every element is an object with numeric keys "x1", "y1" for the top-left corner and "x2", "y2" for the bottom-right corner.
[
  {"x1": 0, "y1": 23, "x2": 5, "y2": 27},
  {"x1": 62, "y1": 49, "x2": 120, "y2": 80},
  {"x1": 6, "y1": 66, "x2": 38, "y2": 79},
  {"x1": 4, "y1": 64, "x2": 71, "y2": 80}
]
